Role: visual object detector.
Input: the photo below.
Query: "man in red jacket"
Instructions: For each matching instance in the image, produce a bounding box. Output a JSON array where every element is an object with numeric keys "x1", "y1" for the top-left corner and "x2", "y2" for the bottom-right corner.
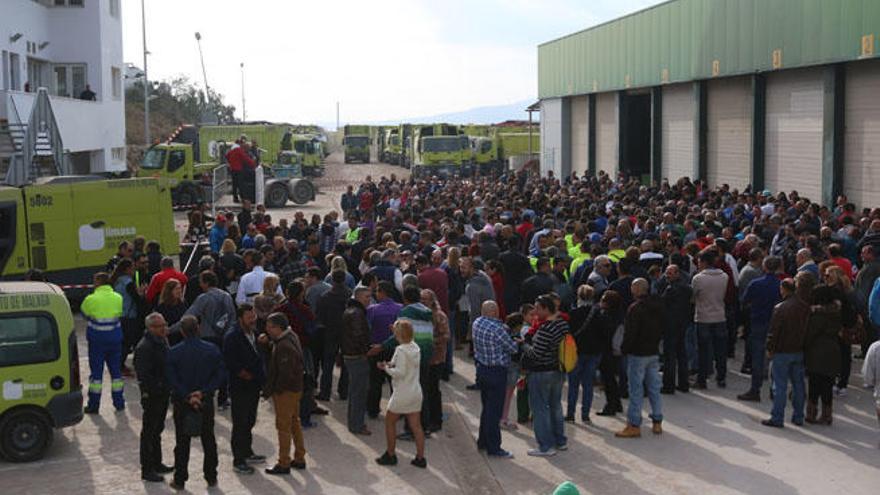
[
  {"x1": 225, "y1": 137, "x2": 255, "y2": 203},
  {"x1": 145, "y1": 257, "x2": 189, "y2": 306}
]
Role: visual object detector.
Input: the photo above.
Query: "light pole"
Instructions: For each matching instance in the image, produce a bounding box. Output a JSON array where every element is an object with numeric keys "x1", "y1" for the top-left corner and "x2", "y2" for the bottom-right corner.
[
  {"x1": 141, "y1": 0, "x2": 150, "y2": 145},
  {"x1": 194, "y1": 32, "x2": 211, "y2": 109},
  {"x1": 240, "y1": 62, "x2": 246, "y2": 122}
]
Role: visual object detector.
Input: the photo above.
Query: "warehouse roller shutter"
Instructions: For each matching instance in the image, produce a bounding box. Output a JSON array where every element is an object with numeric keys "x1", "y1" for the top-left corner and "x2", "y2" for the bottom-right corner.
[
  {"x1": 570, "y1": 96, "x2": 588, "y2": 176},
  {"x1": 765, "y1": 68, "x2": 823, "y2": 203},
  {"x1": 844, "y1": 59, "x2": 880, "y2": 211},
  {"x1": 662, "y1": 83, "x2": 695, "y2": 183},
  {"x1": 707, "y1": 77, "x2": 752, "y2": 190},
  {"x1": 595, "y1": 92, "x2": 617, "y2": 178}
]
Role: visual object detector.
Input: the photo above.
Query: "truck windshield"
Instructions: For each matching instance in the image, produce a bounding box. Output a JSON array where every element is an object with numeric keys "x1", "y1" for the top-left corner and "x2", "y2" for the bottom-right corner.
[
  {"x1": 141, "y1": 148, "x2": 166, "y2": 170},
  {"x1": 423, "y1": 137, "x2": 461, "y2": 152},
  {"x1": 345, "y1": 137, "x2": 369, "y2": 147},
  {"x1": 294, "y1": 141, "x2": 306, "y2": 153}
]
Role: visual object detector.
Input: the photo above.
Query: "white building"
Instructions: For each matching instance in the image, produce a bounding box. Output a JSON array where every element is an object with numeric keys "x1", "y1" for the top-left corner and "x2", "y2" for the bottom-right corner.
[{"x1": 0, "y1": 0, "x2": 126, "y2": 176}]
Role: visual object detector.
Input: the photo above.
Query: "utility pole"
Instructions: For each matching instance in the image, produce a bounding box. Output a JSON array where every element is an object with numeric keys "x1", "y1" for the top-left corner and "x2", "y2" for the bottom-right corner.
[
  {"x1": 141, "y1": 0, "x2": 150, "y2": 145},
  {"x1": 194, "y1": 32, "x2": 211, "y2": 118},
  {"x1": 240, "y1": 62, "x2": 246, "y2": 122},
  {"x1": 336, "y1": 101, "x2": 340, "y2": 131}
]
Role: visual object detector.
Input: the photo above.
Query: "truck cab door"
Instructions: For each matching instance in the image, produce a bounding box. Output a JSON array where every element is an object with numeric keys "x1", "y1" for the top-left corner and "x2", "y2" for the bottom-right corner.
[{"x1": 0, "y1": 190, "x2": 29, "y2": 277}]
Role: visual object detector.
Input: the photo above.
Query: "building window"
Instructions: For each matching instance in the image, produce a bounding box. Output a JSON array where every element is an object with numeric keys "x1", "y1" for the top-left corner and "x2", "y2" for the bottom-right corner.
[
  {"x1": 110, "y1": 0, "x2": 120, "y2": 17},
  {"x1": 111, "y1": 147, "x2": 126, "y2": 162},
  {"x1": 9, "y1": 53, "x2": 21, "y2": 90},
  {"x1": 53, "y1": 63, "x2": 87, "y2": 98},
  {"x1": 111, "y1": 66, "x2": 121, "y2": 99},
  {"x1": 54, "y1": 0, "x2": 84, "y2": 6},
  {"x1": 27, "y1": 58, "x2": 49, "y2": 90}
]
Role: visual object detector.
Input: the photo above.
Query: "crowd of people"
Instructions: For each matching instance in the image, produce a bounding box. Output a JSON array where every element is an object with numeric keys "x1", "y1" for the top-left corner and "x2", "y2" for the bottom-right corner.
[{"x1": 77, "y1": 167, "x2": 880, "y2": 489}]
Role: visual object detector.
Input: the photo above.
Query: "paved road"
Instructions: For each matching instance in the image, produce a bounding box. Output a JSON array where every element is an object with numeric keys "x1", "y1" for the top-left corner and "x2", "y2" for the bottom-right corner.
[{"x1": 7, "y1": 155, "x2": 879, "y2": 494}]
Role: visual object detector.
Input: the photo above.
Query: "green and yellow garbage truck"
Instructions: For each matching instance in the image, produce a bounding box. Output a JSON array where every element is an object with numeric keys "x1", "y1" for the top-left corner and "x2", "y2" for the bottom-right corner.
[
  {"x1": 0, "y1": 281, "x2": 82, "y2": 462},
  {"x1": 409, "y1": 124, "x2": 470, "y2": 177},
  {"x1": 140, "y1": 141, "x2": 316, "y2": 208},
  {"x1": 343, "y1": 125, "x2": 371, "y2": 164},
  {"x1": 0, "y1": 177, "x2": 179, "y2": 301}
]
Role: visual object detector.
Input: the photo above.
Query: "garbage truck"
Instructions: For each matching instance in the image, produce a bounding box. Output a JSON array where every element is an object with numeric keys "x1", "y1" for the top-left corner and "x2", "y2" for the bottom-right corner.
[
  {"x1": 138, "y1": 143, "x2": 316, "y2": 208},
  {"x1": 409, "y1": 124, "x2": 469, "y2": 177},
  {"x1": 343, "y1": 125, "x2": 371, "y2": 164},
  {"x1": 0, "y1": 177, "x2": 179, "y2": 301}
]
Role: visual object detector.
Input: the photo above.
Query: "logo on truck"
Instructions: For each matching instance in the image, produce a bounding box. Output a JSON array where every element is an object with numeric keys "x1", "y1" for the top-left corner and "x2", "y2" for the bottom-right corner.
[{"x1": 78, "y1": 222, "x2": 137, "y2": 252}]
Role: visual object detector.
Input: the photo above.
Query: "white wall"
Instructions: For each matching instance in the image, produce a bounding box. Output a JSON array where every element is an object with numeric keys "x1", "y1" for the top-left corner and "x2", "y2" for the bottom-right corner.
[
  {"x1": 541, "y1": 98, "x2": 563, "y2": 177},
  {"x1": 1, "y1": 0, "x2": 125, "y2": 172}
]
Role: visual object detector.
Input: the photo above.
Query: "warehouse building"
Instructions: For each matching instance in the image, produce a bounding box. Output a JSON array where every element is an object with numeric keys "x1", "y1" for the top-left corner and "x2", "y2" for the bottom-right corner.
[{"x1": 537, "y1": 0, "x2": 880, "y2": 209}]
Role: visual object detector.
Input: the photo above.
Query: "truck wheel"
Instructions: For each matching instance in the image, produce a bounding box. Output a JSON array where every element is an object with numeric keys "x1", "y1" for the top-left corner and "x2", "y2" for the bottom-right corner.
[
  {"x1": 0, "y1": 409, "x2": 53, "y2": 462},
  {"x1": 289, "y1": 179, "x2": 315, "y2": 205},
  {"x1": 265, "y1": 182, "x2": 289, "y2": 208}
]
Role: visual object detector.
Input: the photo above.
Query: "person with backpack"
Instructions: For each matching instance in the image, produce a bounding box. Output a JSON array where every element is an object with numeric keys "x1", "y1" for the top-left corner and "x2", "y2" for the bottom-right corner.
[
  {"x1": 616, "y1": 278, "x2": 665, "y2": 438},
  {"x1": 566, "y1": 285, "x2": 604, "y2": 424},
  {"x1": 521, "y1": 295, "x2": 570, "y2": 457}
]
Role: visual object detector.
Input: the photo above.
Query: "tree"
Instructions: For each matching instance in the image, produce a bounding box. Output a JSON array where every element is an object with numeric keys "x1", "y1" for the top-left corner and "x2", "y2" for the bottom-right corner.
[{"x1": 125, "y1": 75, "x2": 237, "y2": 145}]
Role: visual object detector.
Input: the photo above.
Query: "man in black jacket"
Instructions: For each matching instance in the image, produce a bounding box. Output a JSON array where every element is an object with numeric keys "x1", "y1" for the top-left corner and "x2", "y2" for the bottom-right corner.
[
  {"x1": 134, "y1": 312, "x2": 174, "y2": 482},
  {"x1": 341, "y1": 287, "x2": 373, "y2": 435},
  {"x1": 315, "y1": 270, "x2": 352, "y2": 401},
  {"x1": 616, "y1": 278, "x2": 665, "y2": 439},
  {"x1": 223, "y1": 303, "x2": 267, "y2": 475},
  {"x1": 656, "y1": 265, "x2": 693, "y2": 394},
  {"x1": 521, "y1": 257, "x2": 555, "y2": 305},
  {"x1": 498, "y1": 236, "x2": 533, "y2": 312}
]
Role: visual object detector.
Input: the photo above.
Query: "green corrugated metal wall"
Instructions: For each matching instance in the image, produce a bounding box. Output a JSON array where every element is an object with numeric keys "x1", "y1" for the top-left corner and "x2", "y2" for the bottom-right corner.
[{"x1": 538, "y1": 0, "x2": 880, "y2": 99}]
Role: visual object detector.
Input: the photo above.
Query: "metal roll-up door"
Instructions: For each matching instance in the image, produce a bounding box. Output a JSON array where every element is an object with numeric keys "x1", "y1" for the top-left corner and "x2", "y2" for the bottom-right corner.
[
  {"x1": 595, "y1": 92, "x2": 617, "y2": 177},
  {"x1": 844, "y1": 59, "x2": 880, "y2": 211},
  {"x1": 662, "y1": 83, "x2": 695, "y2": 183},
  {"x1": 570, "y1": 96, "x2": 588, "y2": 175},
  {"x1": 707, "y1": 76, "x2": 752, "y2": 190},
  {"x1": 540, "y1": 98, "x2": 563, "y2": 177},
  {"x1": 765, "y1": 67, "x2": 823, "y2": 202}
]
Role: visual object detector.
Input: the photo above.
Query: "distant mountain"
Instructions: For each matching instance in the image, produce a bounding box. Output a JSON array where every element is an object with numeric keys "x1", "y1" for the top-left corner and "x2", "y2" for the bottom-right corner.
[{"x1": 320, "y1": 99, "x2": 539, "y2": 130}]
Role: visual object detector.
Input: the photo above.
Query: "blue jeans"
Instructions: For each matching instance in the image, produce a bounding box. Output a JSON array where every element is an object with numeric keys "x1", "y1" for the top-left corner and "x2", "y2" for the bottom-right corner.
[
  {"x1": 567, "y1": 354, "x2": 601, "y2": 419},
  {"x1": 770, "y1": 352, "x2": 806, "y2": 424},
  {"x1": 626, "y1": 355, "x2": 663, "y2": 427},
  {"x1": 527, "y1": 371, "x2": 566, "y2": 452},
  {"x1": 696, "y1": 321, "x2": 727, "y2": 384},
  {"x1": 343, "y1": 356, "x2": 369, "y2": 433},
  {"x1": 685, "y1": 323, "x2": 698, "y2": 370},
  {"x1": 748, "y1": 323, "x2": 769, "y2": 394},
  {"x1": 476, "y1": 364, "x2": 508, "y2": 455}
]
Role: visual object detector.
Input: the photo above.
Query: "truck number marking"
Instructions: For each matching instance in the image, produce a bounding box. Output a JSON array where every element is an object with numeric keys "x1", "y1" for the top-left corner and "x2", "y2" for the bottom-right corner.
[{"x1": 28, "y1": 194, "x2": 53, "y2": 207}]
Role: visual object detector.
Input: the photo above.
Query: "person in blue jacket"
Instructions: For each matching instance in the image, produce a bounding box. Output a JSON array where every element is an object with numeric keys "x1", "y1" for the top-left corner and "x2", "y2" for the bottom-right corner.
[{"x1": 165, "y1": 315, "x2": 226, "y2": 490}]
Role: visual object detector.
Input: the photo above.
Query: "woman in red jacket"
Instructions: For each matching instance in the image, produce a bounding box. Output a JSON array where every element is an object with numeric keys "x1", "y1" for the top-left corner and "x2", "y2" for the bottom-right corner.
[{"x1": 485, "y1": 260, "x2": 507, "y2": 320}]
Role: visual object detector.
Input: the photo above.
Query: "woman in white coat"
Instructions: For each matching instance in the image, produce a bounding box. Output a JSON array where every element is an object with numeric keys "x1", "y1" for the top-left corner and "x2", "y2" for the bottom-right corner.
[{"x1": 375, "y1": 320, "x2": 427, "y2": 468}]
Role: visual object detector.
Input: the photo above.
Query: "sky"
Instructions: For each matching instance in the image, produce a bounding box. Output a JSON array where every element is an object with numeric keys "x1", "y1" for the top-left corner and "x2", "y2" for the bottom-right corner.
[{"x1": 123, "y1": 0, "x2": 660, "y2": 127}]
